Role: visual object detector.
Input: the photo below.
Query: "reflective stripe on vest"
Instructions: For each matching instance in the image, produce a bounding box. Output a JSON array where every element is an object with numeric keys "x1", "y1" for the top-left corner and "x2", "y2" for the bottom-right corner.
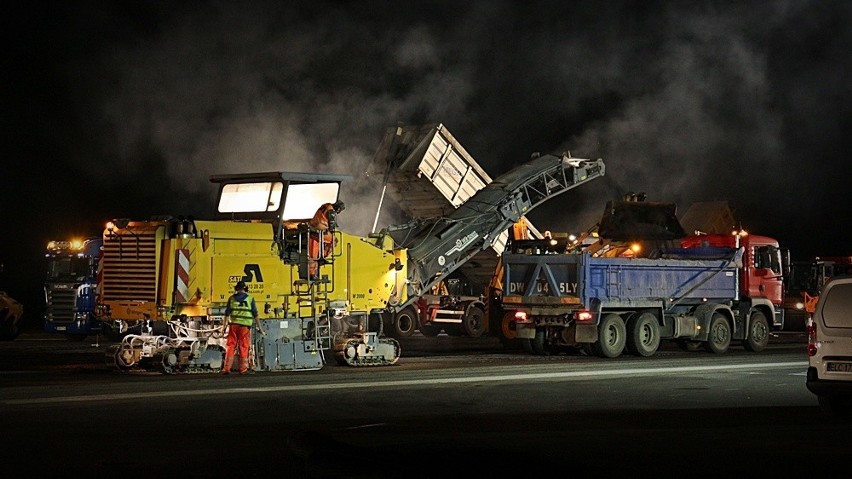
[{"x1": 229, "y1": 295, "x2": 255, "y2": 327}]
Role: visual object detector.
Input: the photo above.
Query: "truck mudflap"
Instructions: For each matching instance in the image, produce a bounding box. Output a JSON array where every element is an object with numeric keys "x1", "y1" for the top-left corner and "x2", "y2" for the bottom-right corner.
[{"x1": 333, "y1": 333, "x2": 401, "y2": 367}]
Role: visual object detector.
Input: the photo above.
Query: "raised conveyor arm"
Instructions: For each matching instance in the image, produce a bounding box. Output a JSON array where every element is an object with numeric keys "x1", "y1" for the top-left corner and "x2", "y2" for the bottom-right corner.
[{"x1": 396, "y1": 154, "x2": 605, "y2": 305}]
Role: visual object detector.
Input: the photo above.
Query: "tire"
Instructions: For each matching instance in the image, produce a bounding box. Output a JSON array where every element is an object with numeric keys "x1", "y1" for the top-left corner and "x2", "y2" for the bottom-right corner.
[
  {"x1": 389, "y1": 307, "x2": 417, "y2": 338},
  {"x1": 591, "y1": 313, "x2": 626, "y2": 358},
  {"x1": 461, "y1": 307, "x2": 486, "y2": 338},
  {"x1": 743, "y1": 311, "x2": 769, "y2": 352},
  {"x1": 521, "y1": 338, "x2": 534, "y2": 353},
  {"x1": 625, "y1": 311, "x2": 661, "y2": 357},
  {"x1": 704, "y1": 312, "x2": 731, "y2": 354},
  {"x1": 497, "y1": 312, "x2": 521, "y2": 350},
  {"x1": 107, "y1": 344, "x2": 137, "y2": 370},
  {"x1": 531, "y1": 329, "x2": 552, "y2": 355}
]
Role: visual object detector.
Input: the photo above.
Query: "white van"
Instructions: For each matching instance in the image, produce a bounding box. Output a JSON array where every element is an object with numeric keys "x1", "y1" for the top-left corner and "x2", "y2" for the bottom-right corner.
[{"x1": 806, "y1": 275, "x2": 852, "y2": 418}]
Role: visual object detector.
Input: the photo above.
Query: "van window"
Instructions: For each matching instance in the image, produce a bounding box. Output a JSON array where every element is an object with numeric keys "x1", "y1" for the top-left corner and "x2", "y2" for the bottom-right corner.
[{"x1": 821, "y1": 282, "x2": 852, "y2": 328}]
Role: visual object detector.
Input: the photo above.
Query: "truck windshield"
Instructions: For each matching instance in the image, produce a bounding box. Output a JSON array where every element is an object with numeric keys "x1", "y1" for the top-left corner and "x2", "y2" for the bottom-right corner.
[{"x1": 46, "y1": 256, "x2": 92, "y2": 281}]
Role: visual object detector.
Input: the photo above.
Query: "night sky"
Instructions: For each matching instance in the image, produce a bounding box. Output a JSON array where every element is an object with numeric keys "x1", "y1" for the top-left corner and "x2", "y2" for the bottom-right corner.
[{"x1": 3, "y1": 0, "x2": 850, "y2": 329}]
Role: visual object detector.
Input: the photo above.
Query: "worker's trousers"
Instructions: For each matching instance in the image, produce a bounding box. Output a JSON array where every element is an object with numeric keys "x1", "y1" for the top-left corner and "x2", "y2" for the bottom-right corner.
[
  {"x1": 308, "y1": 231, "x2": 334, "y2": 278},
  {"x1": 223, "y1": 323, "x2": 251, "y2": 373}
]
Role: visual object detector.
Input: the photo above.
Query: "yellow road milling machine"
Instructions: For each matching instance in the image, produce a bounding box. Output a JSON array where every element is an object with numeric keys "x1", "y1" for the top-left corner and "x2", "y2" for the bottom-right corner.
[{"x1": 99, "y1": 126, "x2": 605, "y2": 373}]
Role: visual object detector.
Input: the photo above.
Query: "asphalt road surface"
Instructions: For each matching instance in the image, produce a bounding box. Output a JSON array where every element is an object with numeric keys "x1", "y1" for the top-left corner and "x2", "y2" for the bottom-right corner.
[{"x1": 0, "y1": 331, "x2": 846, "y2": 478}]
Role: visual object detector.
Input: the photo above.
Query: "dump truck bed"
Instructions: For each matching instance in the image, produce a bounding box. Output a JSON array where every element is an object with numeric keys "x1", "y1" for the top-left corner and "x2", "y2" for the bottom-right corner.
[
  {"x1": 367, "y1": 123, "x2": 541, "y2": 292},
  {"x1": 502, "y1": 251, "x2": 741, "y2": 310}
]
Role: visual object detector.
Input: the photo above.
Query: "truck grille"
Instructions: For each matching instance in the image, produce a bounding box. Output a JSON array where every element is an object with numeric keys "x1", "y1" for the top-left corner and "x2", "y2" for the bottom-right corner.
[
  {"x1": 45, "y1": 284, "x2": 76, "y2": 323},
  {"x1": 101, "y1": 226, "x2": 159, "y2": 302}
]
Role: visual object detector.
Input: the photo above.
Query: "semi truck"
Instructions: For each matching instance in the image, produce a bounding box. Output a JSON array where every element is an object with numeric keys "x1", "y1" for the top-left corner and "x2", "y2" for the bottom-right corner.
[
  {"x1": 43, "y1": 238, "x2": 103, "y2": 339},
  {"x1": 505, "y1": 230, "x2": 788, "y2": 357},
  {"x1": 98, "y1": 126, "x2": 606, "y2": 373}
]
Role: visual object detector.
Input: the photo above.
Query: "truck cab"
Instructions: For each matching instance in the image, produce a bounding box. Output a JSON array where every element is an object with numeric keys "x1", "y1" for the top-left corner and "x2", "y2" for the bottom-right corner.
[
  {"x1": 43, "y1": 238, "x2": 103, "y2": 339},
  {"x1": 681, "y1": 232, "x2": 787, "y2": 329}
]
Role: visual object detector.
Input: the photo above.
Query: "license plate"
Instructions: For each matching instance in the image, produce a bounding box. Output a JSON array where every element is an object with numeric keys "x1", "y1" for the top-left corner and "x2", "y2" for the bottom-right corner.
[
  {"x1": 56, "y1": 326, "x2": 66, "y2": 331},
  {"x1": 826, "y1": 362, "x2": 852, "y2": 373}
]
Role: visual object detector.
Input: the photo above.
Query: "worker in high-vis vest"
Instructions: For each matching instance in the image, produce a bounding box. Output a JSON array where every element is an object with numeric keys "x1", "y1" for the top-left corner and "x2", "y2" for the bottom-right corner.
[{"x1": 221, "y1": 280, "x2": 262, "y2": 374}]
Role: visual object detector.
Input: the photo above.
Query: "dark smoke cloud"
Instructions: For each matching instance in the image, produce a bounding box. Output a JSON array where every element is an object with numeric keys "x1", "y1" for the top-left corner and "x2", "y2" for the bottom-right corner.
[{"x1": 3, "y1": 0, "x2": 851, "y2": 314}]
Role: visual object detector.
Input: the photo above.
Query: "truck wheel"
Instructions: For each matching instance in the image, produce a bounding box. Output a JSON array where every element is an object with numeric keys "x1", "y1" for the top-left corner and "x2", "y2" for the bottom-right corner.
[
  {"x1": 743, "y1": 311, "x2": 769, "y2": 352},
  {"x1": 461, "y1": 307, "x2": 486, "y2": 338},
  {"x1": 591, "y1": 313, "x2": 626, "y2": 358},
  {"x1": 704, "y1": 312, "x2": 731, "y2": 354},
  {"x1": 497, "y1": 312, "x2": 521, "y2": 350},
  {"x1": 389, "y1": 307, "x2": 417, "y2": 338},
  {"x1": 626, "y1": 311, "x2": 660, "y2": 357},
  {"x1": 499, "y1": 312, "x2": 517, "y2": 340},
  {"x1": 531, "y1": 329, "x2": 552, "y2": 355}
]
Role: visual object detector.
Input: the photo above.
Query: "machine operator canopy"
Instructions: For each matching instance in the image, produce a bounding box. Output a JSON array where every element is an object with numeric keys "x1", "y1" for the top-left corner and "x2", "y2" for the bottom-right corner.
[{"x1": 210, "y1": 171, "x2": 352, "y2": 222}]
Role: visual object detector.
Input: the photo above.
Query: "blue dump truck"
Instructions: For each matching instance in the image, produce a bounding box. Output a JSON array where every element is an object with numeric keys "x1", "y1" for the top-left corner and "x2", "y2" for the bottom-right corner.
[
  {"x1": 43, "y1": 238, "x2": 103, "y2": 340},
  {"x1": 504, "y1": 232, "x2": 787, "y2": 357}
]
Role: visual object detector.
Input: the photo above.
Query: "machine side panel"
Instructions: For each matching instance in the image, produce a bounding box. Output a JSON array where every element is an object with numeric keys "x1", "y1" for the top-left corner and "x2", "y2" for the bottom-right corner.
[{"x1": 585, "y1": 256, "x2": 739, "y2": 307}]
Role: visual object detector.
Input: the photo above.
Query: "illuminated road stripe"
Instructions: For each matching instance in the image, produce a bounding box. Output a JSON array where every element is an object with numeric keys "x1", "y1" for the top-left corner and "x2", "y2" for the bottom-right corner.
[{"x1": 2, "y1": 361, "x2": 806, "y2": 406}]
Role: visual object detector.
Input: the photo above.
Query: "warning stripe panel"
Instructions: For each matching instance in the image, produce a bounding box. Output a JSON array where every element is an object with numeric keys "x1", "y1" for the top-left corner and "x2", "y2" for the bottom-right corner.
[{"x1": 175, "y1": 249, "x2": 190, "y2": 303}]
